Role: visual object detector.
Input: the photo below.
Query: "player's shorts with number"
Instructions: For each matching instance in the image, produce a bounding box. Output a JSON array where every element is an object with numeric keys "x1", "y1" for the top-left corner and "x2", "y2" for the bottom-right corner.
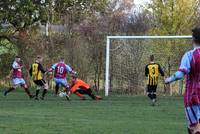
[
  {"x1": 54, "y1": 78, "x2": 68, "y2": 88},
  {"x1": 12, "y1": 78, "x2": 26, "y2": 86},
  {"x1": 34, "y1": 79, "x2": 46, "y2": 87}
]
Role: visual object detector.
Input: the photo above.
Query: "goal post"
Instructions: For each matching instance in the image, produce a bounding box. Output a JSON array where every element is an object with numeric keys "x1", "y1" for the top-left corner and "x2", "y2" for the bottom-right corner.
[{"x1": 105, "y1": 35, "x2": 192, "y2": 96}]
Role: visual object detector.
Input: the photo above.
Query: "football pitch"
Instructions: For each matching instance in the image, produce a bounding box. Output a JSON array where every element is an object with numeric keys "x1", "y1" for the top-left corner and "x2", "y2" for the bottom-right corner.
[{"x1": 0, "y1": 91, "x2": 186, "y2": 134}]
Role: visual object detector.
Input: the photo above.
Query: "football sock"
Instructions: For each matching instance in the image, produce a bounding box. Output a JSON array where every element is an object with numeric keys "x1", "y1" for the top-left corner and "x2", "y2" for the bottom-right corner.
[
  {"x1": 55, "y1": 85, "x2": 59, "y2": 95},
  {"x1": 24, "y1": 88, "x2": 31, "y2": 97},
  {"x1": 152, "y1": 94, "x2": 157, "y2": 99},
  {"x1": 35, "y1": 90, "x2": 40, "y2": 98},
  {"x1": 187, "y1": 128, "x2": 192, "y2": 134},
  {"x1": 148, "y1": 94, "x2": 153, "y2": 100},
  {"x1": 5, "y1": 87, "x2": 15, "y2": 95},
  {"x1": 88, "y1": 92, "x2": 96, "y2": 100},
  {"x1": 42, "y1": 89, "x2": 47, "y2": 98},
  {"x1": 87, "y1": 89, "x2": 96, "y2": 100}
]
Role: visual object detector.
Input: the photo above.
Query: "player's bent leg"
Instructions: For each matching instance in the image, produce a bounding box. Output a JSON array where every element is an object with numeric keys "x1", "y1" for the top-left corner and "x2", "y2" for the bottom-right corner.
[
  {"x1": 147, "y1": 93, "x2": 153, "y2": 100},
  {"x1": 35, "y1": 89, "x2": 40, "y2": 100},
  {"x1": 147, "y1": 85, "x2": 154, "y2": 100},
  {"x1": 152, "y1": 85, "x2": 157, "y2": 100},
  {"x1": 4, "y1": 86, "x2": 16, "y2": 96},
  {"x1": 41, "y1": 83, "x2": 48, "y2": 100},
  {"x1": 60, "y1": 79, "x2": 69, "y2": 92},
  {"x1": 189, "y1": 123, "x2": 200, "y2": 134},
  {"x1": 188, "y1": 127, "x2": 192, "y2": 134},
  {"x1": 152, "y1": 92, "x2": 157, "y2": 102},
  {"x1": 74, "y1": 90, "x2": 85, "y2": 100},
  {"x1": 44, "y1": 82, "x2": 48, "y2": 90},
  {"x1": 150, "y1": 85, "x2": 157, "y2": 106},
  {"x1": 95, "y1": 95, "x2": 103, "y2": 100},
  {"x1": 4, "y1": 78, "x2": 22, "y2": 96},
  {"x1": 152, "y1": 93, "x2": 157, "y2": 99},
  {"x1": 55, "y1": 84, "x2": 59, "y2": 95},
  {"x1": 59, "y1": 79, "x2": 70, "y2": 100},
  {"x1": 86, "y1": 88, "x2": 96, "y2": 100},
  {"x1": 63, "y1": 87, "x2": 70, "y2": 101},
  {"x1": 35, "y1": 85, "x2": 42, "y2": 100},
  {"x1": 185, "y1": 105, "x2": 200, "y2": 134},
  {"x1": 4, "y1": 79, "x2": 20, "y2": 96},
  {"x1": 21, "y1": 84, "x2": 33, "y2": 98}
]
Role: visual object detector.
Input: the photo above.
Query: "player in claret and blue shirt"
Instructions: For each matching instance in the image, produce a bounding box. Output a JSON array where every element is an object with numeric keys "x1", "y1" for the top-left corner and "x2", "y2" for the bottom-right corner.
[
  {"x1": 50, "y1": 57, "x2": 74, "y2": 99},
  {"x1": 4, "y1": 56, "x2": 34, "y2": 99},
  {"x1": 165, "y1": 27, "x2": 200, "y2": 134}
]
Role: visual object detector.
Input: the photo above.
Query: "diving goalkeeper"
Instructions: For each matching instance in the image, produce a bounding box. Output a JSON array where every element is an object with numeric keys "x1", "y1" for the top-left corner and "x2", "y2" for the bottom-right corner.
[{"x1": 69, "y1": 74, "x2": 102, "y2": 100}]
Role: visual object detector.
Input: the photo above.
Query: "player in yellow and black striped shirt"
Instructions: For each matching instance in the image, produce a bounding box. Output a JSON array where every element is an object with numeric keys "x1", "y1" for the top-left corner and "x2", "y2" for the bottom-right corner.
[
  {"x1": 145, "y1": 55, "x2": 164, "y2": 106},
  {"x1": 29, "y1": 56, "x2": 48, "y2": 100}
]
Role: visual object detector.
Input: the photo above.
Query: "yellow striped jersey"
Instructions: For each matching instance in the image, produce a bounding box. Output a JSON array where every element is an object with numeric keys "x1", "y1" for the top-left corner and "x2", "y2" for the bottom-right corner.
[
  {"x1": 29, "y1": 62, "x2": 46, "y2": 81},
  {"x1": 145, "y1": 63, "x2": 164, "y2": 86}
]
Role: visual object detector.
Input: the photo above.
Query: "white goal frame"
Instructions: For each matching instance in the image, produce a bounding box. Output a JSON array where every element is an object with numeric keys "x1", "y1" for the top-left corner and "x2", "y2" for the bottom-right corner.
[{"x1": 105, "y1": 35, "x2": 192, "y2": 96}]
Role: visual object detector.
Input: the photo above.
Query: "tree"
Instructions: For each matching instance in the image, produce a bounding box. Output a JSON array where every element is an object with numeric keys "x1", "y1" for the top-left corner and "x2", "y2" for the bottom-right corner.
[
  {"x1": 149, "y1": 0, "x2": 200, "y2": 35},
  {"x1": 147, "y1": 0, "x2": 200, "y2": 94}
]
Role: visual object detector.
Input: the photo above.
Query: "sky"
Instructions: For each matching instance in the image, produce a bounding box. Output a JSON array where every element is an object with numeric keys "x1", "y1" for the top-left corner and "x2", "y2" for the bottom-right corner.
[{"x1": 134, "y1": 0, "x2": 150, "y2": 5}]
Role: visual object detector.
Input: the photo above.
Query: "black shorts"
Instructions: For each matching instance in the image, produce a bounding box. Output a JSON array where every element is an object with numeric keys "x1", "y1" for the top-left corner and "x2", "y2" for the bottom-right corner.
[
  {"x1": 147, "y1": 85, "x2": 157, "y2": 93},
  {"x1": 34, "y1": 79, "x2": 46, "y2": 87},
  {"x1": 75, "y1": 88, "x2": 92, "y2": 94}
]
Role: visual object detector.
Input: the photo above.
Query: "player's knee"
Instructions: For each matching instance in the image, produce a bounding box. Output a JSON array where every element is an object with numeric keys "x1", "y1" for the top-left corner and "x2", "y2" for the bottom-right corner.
[
  {"x1": 44, "y1": 84, "x2": 48, "y2": 90},
  {"x1": 37, "y1": 86, "x2": 42, "y2": 90},
  {"x1": 188, "y1": 127, "x2": 192, "y2": 134},
  {"x1": 190, "y1": 123, "x2": 200, "y2": 134},
  {"x1": 23, "y1": 84, "x2": 28, "y2": 88},
  {"x1": 55, "y1": 84, "x2": 59, "y2": 89}
]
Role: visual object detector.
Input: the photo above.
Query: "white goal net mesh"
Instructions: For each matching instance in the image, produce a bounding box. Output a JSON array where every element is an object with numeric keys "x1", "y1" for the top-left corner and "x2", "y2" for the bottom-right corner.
[{"x1": 106, "y1": 36, "x2": 192, "y2": 95}]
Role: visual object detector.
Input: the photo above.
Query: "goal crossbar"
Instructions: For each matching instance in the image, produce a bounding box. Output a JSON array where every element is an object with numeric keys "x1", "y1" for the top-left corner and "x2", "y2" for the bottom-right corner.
[{"x1": 105, "y1": 35, "x2": 192, "y2": 96}]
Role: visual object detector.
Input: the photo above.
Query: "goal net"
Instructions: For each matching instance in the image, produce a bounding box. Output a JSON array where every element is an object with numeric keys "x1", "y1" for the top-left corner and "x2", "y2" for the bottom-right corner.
[{"x1": 105, "y1": 36, "x2": 192, "y2": 96}]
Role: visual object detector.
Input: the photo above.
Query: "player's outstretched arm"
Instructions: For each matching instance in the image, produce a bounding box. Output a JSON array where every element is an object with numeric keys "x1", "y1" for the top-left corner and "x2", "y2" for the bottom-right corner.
[
  {"x1": 165, "y1": 71, "x2": 185, "y2": 84},
  {"x1": 165, "y1": 51, "x2": 191, "y2": 84}
]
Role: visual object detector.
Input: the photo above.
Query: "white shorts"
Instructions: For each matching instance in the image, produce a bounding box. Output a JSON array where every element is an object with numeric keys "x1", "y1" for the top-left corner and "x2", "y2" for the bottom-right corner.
[
  {"x1": 12, "y1": 78, "x2": 26, "y2": 86},
  {"x1": 54, "y1": 78, "x2": 68, "y2": 88},
  {"x1": 185, "y1": 105, "x2": 200, "y2": 127}
]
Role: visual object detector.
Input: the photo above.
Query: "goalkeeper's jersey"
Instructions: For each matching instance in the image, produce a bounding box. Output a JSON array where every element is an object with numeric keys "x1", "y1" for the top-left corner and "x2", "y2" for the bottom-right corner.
[{"x1": 145, "y1": 62, "x2": 164, "y2": 86}]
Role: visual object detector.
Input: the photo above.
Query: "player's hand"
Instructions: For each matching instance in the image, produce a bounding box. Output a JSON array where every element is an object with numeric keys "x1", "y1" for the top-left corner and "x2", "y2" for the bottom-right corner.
[{"x1": 164, "y1": 77, "x2": 171, "y2": 84}]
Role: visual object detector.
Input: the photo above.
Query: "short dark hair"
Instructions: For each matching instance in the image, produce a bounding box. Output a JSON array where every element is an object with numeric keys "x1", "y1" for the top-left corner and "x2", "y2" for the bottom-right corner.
[
  {"x1": 60, "y1": 57, "x2": 64, "y2": 61},
  {"x1": 15, "y1": 55, "x2": 20, "y2": 58},
  {"x1": 37, "y1": 55, "x2": 42, "y2": 59},
  {"x1": 150, "y1": 55, "x2": 154, "y2": 61},
  {"x1": 192, "y1": 27, "x2": 200, "y2": 44}
]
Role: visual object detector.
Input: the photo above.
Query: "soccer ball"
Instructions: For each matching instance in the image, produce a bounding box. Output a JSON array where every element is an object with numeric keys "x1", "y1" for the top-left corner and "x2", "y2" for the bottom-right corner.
[{"x1": 59, "y1": 92, "x2": 66, "y2": 97}]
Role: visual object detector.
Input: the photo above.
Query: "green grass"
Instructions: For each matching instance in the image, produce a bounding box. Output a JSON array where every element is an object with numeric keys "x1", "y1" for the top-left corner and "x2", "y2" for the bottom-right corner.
[{"x1": 0, "y1": 90, "x2": 187, "y2": 134}]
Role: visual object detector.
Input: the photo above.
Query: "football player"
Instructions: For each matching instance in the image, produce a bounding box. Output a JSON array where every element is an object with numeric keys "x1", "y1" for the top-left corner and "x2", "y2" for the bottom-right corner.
[
  {"x1": 69, "y1": 74, "x2": 102, "y2": 100},
  {"x1": 29, "y1": 56, "x2": 48, "y2": 100},
  {"x1": 4, "y1": 56, "x2": 34, "y2": 98},
  {"x1": 145, "y1": 55, "x2": 165, "y2": 106},
  {"x1": 50, "y1": 57, "x2": 74, "y2": 100},
  {"x1": 165, "y1": 27, "x2": 200, "y2": 134}
]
